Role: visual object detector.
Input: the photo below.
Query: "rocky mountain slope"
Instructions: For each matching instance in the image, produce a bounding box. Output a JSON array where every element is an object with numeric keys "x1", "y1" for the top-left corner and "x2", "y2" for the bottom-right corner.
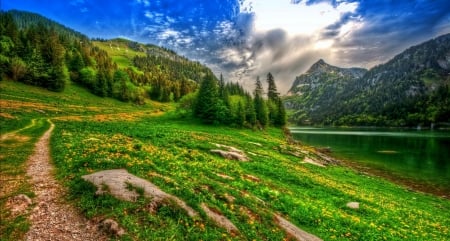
[{"x1": 285, "y1": 33, "x2": 450, "y2": 127}]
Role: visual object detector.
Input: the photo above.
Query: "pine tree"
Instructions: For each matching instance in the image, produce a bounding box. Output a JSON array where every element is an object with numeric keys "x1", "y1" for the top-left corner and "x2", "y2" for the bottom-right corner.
[
  {"x1": 267, "y1": 72, "x2": 279, "y2": 102},
  {"x1": 245, "y1": 93, "x2": 257, "y2": 126},
  {"x1": 254, "y1": 76, "x2": 269, "y2": 127},
  {"x1": 275, "y1": 98, "x2": 287, "y2": 126},
  {"x1": 237, "y1": 101, "x2": 246, "y2": 127},
  {"x1": 194, "y1": 74, "x2": 221, "y2": 124},
  {"x1": 266, "y1": 72, "x2": 286, "y2": 126}
]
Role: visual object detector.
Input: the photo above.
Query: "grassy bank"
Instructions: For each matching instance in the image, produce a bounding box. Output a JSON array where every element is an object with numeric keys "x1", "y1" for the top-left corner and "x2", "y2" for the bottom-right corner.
[
  {"x1": 50, "y1": 115, "x2": 449, "y2": 240},
  {"x1": 1, "y1": 79, "x2": 449, "y2": 240}
]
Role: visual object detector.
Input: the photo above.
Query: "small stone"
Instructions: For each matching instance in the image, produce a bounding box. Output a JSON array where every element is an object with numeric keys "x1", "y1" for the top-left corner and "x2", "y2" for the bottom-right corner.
[
  {"x1": 99, "y1": 218, "x2": 125, "y2": 237},
  {"x1": 6, "y1": 194, "x2": 33, "y2": 215},
  {"x1": 15, "y1": 194, "x2": 33, "y2": 205},
  {"x1": 346, "y1": 202, "x2": 360, "y2": 209}
]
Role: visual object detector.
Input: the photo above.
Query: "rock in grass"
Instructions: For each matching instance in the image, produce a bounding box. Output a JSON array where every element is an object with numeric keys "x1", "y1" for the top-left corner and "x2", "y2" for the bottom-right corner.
[
  {"x1": 6, "y1": 194, "x2": 32, "y2": 215},
  {"x1": 210, "y1": 149, "x2": 248, "y2": 161},
  {"x1": 82, "y1": 169, "x2": 198, "y2": 217},
  {"x1": 210, "y1": 143, "x2": 249, "y2": 161},
  {"x1": 99, "y1": 218, "x2": 125, "y2": 237},
  {"x1": 201, "y1": 203, "x2": 239, "y2": 235},
  {"x1": 346, "y1": 202, "x2": 360, "y2": 209},
  {"x1": 275, "y1": 214, "x2": 323, "y2": 241}
]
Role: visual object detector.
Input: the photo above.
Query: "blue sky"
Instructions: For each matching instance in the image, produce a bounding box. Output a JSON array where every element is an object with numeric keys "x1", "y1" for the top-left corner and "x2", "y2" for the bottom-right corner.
[{"x1": 2, "y1": 0, "x2": 450, "y2": 92}]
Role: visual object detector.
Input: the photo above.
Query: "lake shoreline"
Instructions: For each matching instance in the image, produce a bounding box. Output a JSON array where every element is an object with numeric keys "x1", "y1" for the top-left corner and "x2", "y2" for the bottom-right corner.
[
  {"x1": 289, "y1": 126, "x2": 450, "y2": 200},
  {"x1": 312, "y1": 147, "x2": 450, "y2": 200}
]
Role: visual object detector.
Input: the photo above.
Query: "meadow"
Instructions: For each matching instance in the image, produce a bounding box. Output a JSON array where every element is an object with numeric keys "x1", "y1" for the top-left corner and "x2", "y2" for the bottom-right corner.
[{"x1": 1, "y1": 80, "x2": 449, "y2": 240}]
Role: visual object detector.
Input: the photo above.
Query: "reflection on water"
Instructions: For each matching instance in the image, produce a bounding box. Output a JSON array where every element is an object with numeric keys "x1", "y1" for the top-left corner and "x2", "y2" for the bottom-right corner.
[{"x1": 290, "y1": 127, "x2": 450, "y2": 193}]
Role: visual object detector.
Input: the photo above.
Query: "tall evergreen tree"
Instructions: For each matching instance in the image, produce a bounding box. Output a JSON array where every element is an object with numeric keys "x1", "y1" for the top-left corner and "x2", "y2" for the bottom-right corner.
[
  {"x1": 275, "y1": 98, "x2": 287, "y2": 126},
  {"x1": 266, "y1": 72, "x2": 286, "y2": 126},
  {"x1": 254, "y1": 76, "x2": 269, "y2": 127},
  {"x1": 267, "y1": 72, "x2": 279, "y2": 102},
  {"x1": 237, "y1": 101, "x2": 246, "y2": 127},
  {"x1": 245, "y1": 93, "x2": 257, "y2": 126},
  {"x1": 194, "y1": 74, "x2": 221, "y2": 124}
]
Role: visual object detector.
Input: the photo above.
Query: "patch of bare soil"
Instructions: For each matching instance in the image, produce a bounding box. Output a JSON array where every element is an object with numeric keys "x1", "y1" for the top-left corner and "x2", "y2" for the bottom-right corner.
[
  {"x1": 0, "y1": 99, "x2": 60, "y2": 112},
  {"x1": 0, "y1": 133, "x2": 31, "y2": 147},
  {"x1": 0, "y1": 112, "x2": 16, "y2": 119},
  {"x1": 25, "y1": 122, "x2": 108, "y2": 241}
]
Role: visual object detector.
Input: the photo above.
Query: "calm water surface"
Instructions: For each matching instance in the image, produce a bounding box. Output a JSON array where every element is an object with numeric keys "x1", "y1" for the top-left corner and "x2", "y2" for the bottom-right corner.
[{"x1": 290, "y1": 127, "x2": 450, "y2": 194}]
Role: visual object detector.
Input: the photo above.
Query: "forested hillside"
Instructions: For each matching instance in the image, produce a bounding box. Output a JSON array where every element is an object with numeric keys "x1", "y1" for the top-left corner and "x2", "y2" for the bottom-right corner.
[
  {"x1": 0, "y1": 10, "x2": 286, "y2": 128},
  {"x1": 286, "y1": 33, "x2": 450, "y2": 127},
  {"x1": 0, "y1": 10, "x2": 211, "y2": 104}
]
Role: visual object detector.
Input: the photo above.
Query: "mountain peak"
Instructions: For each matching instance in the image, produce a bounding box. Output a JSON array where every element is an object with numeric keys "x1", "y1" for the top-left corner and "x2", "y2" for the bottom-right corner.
[
  {"x1": 316, "y1": 59, "x2": 326, "y2": 64},
  {"x1": 308, "y1": 59, "x2": 332, "y2": 73}
]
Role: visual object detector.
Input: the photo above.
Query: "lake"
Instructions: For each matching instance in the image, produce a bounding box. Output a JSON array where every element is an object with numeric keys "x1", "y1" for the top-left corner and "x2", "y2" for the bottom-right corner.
[{"x1": 290, "y1": 127, "x2": 450, "y2": 196}]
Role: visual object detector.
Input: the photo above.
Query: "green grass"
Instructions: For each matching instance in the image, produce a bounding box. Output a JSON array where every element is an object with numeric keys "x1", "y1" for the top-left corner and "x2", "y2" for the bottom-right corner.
[
  {"x1": 50, "y1": 115, "x2": 450, "y2": 240},
  {"x1": 0, "y1": 79, "x2": 163, "y2": 240},
  {"x1": 93, "y1": 41, "x2": 147, "y2": 69},
  {"x1": 1, "y1": 79, "x2": 450, "y2": 240}
]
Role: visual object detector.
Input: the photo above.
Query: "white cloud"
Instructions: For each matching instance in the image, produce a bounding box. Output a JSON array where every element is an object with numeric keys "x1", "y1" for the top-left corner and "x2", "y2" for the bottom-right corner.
[
  {"x1": 216, "y1": 0, "x2": 365, "y2": 93},
  {"x1": 136, "y1": 0, "x2": 150, "y2": 7},
  {"x1": 158, "y1": 29, "x2": 181, "y2": 40},
  {"x1": 144, "y1": 11, "x2": 153, "y2": 19},
  {"x1": 249, "y1": 0, "x2": 358, "y2": 36}
]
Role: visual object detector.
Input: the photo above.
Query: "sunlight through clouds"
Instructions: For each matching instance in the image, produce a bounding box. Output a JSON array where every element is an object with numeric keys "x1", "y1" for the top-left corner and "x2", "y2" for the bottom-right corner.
[{"x1": 250, "y1": 0, "x2": 358, "y2": 36}]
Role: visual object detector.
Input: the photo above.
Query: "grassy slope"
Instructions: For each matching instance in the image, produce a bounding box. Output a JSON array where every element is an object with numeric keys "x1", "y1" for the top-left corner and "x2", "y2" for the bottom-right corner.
[
  {"x1": 1, "y1": 79, "x2": 449, "y2": 240},
  {"x1": 92, "y1": 40, "x2": 147, "y2": 69},
  {"x1": 0, "y1": 80, "x2": 166, "y2": 240}
]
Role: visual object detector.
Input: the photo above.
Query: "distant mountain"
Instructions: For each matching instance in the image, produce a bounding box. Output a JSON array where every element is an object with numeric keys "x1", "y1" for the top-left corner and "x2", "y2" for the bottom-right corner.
[
  {"x1": 288, "y1": 59, "x2": 367, "y2": 96},
  {"x1": 285, "y1": 33, "x2": 450, "y2": 127}
]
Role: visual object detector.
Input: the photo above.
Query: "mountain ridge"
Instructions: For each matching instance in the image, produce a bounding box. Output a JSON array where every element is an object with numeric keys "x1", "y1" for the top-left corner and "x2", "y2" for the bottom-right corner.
[
  {"x1": 288, "y1": 59, "x2": 367, "y2": 96},
  {"x1": 286, "y1": 33, "x2": 450, "y2": 127}
]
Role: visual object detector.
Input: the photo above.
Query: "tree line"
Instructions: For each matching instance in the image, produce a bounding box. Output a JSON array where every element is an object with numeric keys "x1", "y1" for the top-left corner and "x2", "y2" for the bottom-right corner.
[{"x1": 186, "y1": 72, "x2": 286, "y2": 128}]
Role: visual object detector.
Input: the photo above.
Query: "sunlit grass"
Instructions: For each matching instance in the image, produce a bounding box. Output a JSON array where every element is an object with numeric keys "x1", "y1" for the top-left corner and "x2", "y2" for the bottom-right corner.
[
  {"x1": 1, "y1": 78, "x2": 449, "y2": 240},
  {"x1": 50, "y1": 115, "x2": 450, "y2": 240}
]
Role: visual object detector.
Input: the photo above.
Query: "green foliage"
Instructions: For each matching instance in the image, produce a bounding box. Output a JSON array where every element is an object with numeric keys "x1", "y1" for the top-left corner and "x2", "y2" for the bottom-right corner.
[
  {"x1": 79, "y1": 67, "x2": 97, "y2": 88},
  {"x1": 194, "y1": 74, "x2": 222, "y2": 124},
  {"x1": 254, "y1": 76, "x2": 269, "y2": 127},
  {"x1": 10, "y1": 57, "x2": 27, "y2": 81}
]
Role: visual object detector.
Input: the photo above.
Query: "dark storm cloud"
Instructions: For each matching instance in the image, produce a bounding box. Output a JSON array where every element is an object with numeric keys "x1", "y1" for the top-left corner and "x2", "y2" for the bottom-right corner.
[{"x1": 325, "y1": 0, "x2": 450, "y2": 67}]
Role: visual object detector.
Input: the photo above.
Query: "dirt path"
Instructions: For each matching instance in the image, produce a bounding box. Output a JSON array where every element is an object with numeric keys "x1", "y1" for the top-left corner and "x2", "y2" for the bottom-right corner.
[
  {"x1": 0, "y1": 119, "x2": 36, "y2": 141},
  {"x1": 25, "y1": 121, "x2": 108, "y2": 241}
]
